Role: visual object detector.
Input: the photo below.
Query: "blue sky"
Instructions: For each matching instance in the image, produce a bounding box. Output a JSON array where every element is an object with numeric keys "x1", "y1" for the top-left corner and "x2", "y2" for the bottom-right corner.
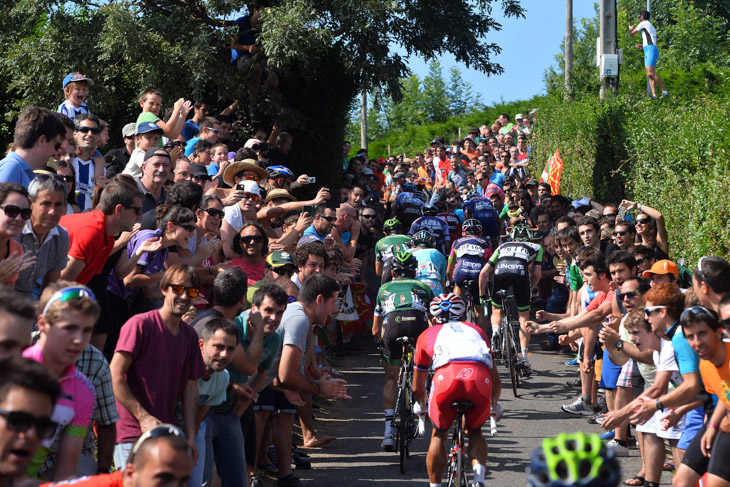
[{"x1": 403, "y1": 1, "x2": 598, "y2": 105}]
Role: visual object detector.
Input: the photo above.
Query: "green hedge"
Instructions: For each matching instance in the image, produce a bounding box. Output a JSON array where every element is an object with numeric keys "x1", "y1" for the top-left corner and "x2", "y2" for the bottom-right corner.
[{"x1": 530, "y1": 93, "x2": 730, "y2": 263}]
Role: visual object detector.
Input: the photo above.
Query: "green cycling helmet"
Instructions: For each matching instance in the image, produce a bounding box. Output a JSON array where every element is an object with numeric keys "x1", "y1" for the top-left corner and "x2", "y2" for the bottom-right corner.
[
  {"x1": 511, "y1": 223, "x2": 533, "y2": 242},
  {"x1": 391, "y1": 251, "x2": 417, "y2": 274}
]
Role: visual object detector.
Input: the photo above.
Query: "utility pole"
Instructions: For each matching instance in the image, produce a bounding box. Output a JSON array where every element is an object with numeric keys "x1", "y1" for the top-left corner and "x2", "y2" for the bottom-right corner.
[
  {"x1": 599, "y1": 0, "x2": 619, "y2": 99},
  {"x1": 360, "y1": 91, "x2": 368, "y2": 151},
  {"x1": 565, "y1": 0, "x2": 573, "y2": 99}
]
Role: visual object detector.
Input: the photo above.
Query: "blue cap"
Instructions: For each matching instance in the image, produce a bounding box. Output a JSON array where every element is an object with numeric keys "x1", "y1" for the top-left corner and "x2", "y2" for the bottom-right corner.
[
  {"x1": 135, "y1": 121, "x2": 163, "y2": 136},
  {"x1": 62, "y1": 72, "x2": 94, "y2": 89}
]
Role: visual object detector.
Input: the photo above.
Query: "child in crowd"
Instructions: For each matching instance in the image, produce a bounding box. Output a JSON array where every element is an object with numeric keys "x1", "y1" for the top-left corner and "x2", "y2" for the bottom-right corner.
[
  {"x1": 122, "y1": 122, "x2": 164, "y2": 179},
  {"x1": 57, "y1": 73, "x2": 93, "y2": 120},
  {"x1": 191, "y1": 140, "x2": 213, "y2": 168},
  {"x1": 208, "y1": 143, "x2": 229, "y2": 178},
  {"x1": 136, "y1": 88, "x2": 191, "y2": 147}
]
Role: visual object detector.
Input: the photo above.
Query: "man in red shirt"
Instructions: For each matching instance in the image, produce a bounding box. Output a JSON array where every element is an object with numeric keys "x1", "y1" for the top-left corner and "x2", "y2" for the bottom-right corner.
[{"x1": 59, "y1": 179, "x2": 143, "y2": 284}]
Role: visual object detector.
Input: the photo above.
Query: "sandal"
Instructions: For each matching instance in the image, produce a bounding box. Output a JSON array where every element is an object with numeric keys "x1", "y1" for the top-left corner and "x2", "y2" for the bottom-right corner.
[
  {"x1": 663, "y1": 462, "x2": 674, "y2": 471},
  {"x1": 259, "y1": 462, "x2": 279, "y2": 475},
  {"x1": 625, "y1": 476, "x2": 644, "y2": 486}
]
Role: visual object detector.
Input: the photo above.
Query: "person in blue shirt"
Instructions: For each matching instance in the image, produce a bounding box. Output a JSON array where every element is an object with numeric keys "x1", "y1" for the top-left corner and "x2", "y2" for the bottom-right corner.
[
  {"x1": 181, "y1": 100, "x2": 211, "y2": 141},
  {"x1": 0, "y1": 108, "x2": 67, "y2": 189},
  {"x1": 302, "y1": 206, "x2": 336, "y2": 242},
  {"x1": 410, "y1": 230, "x2": 447, "y2": 296},
  {"x1": 408, "y1": 205, "x2": 450, "y2": 255}
]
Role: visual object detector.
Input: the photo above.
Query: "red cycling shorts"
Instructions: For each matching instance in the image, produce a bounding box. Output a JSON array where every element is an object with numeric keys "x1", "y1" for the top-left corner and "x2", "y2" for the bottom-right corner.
[{"x1": 428, "y1": 362, "x2": 492, "y2": 431}]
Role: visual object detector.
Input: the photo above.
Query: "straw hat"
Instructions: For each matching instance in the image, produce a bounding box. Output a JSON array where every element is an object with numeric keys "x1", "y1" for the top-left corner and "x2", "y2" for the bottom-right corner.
[
  {"x1": 223, "y1": 159, "x2": 268, "y2": 186},
  {"x1": 265, "y1": 188, "x2": 297, "y2": 203}
]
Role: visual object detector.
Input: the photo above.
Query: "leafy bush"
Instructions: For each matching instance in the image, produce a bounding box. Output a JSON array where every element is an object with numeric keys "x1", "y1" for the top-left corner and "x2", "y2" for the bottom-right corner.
[{"x1": 530, "y1": 93, "x2": 730, "y2": 262}]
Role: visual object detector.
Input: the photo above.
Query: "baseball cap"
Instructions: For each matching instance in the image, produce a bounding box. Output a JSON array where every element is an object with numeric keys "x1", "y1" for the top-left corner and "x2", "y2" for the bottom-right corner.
[
  {"x1": 642, "y1": 259, "x2": 679, "y2": 279},
  {"x1": 525, "y1": 179, "x2": 538, "y2": 186},
  {"x1": 62, "y1": 72, "x2": 94, "y2": 89},
  {"x1": 361, "y1": 167, "x2": 374, "y2": 176},
  {"x1": 143, "y1": 147, "x2": 171, "y2": 162},
  {"x1": 377, "y1": 158, "x2": 387, "y2": 165},
  {"x1": 122, "y1": 123, "x2": 136, "y2": 138},
  {"x1": 266, "y1": 251, "x2": 296, "y2": 269},
  {"x1": 394, "y1": 172, "x2": 406, "y2": 179},
  {"x1": 191, "y1": 164, "x2": 209, "y2": 178},
  {"x1": 135, "y1": 121, "x2": 163, "y2": 136},
  {"x1": 431, "y1": 139, "x2": 440, "y2": 145},
  {"x1": 236, "y1": 180, "x2": 261, "y2": 196},
  {"x1": 515, "y1": 113, "x2": 524, "y2": 120}
]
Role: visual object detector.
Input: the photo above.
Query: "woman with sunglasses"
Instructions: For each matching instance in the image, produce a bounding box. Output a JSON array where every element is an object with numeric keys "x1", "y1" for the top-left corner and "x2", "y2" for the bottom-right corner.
[
  {"x1": 0, "y1": 183, "x2": 36, "y2": 285},
  {"x1": 55, "y1": 160, "x2": 81, "y2": 214},
  {"x1": 228, "y1": 223, "x2": 269, "y2": 286},
  {"x1": 108, "y1": 204, "x2": 195, "y2": 315},
  {"x1": 620, "y1": 199, "x2": 669, "y2": 260}
]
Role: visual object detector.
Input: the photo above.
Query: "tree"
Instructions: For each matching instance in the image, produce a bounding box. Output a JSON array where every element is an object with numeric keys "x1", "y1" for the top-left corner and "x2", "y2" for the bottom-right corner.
[{"x1": 447, "y1": 67, "x2": 479, "y2": 117}]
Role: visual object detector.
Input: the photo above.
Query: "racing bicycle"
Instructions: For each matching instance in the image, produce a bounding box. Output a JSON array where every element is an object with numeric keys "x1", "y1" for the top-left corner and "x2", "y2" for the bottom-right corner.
[
  {"x1": 392, "y1": 336, "x2": 418, "y2": 473},
  {"x1": 494, "y1": 289, "x2": 524, "y2": 397},
  {"x1": 445, "y1": 401, "x2": 474, "y2": 487}
]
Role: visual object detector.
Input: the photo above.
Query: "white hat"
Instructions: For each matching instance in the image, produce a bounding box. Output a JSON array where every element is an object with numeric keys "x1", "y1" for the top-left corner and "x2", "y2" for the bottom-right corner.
[
  {"x1": 515, "y1": 113, "x2": 524, "y2": 120},
  {"x1": 237, "y1": 180, "x2": 261, "y2": 196}
]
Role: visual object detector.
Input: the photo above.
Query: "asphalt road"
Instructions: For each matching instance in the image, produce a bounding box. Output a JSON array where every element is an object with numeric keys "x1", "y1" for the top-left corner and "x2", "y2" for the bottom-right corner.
[{"x1": 280, "y1": 335, "x2": 673, "y2": 486}]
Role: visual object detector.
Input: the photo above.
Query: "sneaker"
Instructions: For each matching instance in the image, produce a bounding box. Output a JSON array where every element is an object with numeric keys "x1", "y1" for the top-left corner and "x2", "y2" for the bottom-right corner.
[
  {"x1": 599, "y1": 430, "x2": 615, "y2": 441},
  {"x1": 250, "y1": 475, "x2": 265, "y2": 487},
  {"x1": 472, "y1": 483, "x2": 486, "y2": 487},
  {"x1": 561, "y1": 397, "x2": 594, "y2": 416},
  {"x1": 606, "y1": 439, "x2": 629, "y2": 457},
  {"x1": 277, "y1": 474, "x2": 309, "y2": 487},
  {"x1": 564, "y1": 358, "x2": 579, "y2": 366},
  {"x1": 518, "y1": 358, "x2": 532, "y2": 377},
  {"x1": 381, "y1": 432, "x2": 395, "y2": 452},
  {"x1": 292, "y1": 447, "x2": 311, "y2": 470},
  {"x1": 587, "y1": 413, "x2": 605, "y2": 424},
  {"x1": 651, "y1": 94, "x2": 658, "y2": 100},
  {"x1": 661, "y1": 91, "x2": 669, "y2": 97},
  {"x1": 566, "y1": 378, "x2": 581, "y2": 388}
]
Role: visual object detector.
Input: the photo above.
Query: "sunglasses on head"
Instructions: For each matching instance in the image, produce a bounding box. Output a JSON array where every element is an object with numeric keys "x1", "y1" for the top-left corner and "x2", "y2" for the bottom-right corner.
[
  {"x1": 203, "y1": 208, "x2": 224, "y2": 218},
  {"x1": 167, "y1": 284, "x2": 200, "y2": 298},
  {"x1": 680, "y1": 305, "x2": 719, "y2": 323},
  {"x1": 240, "y1": 235, "x2": 264, "y2": 244},
  {"x1": 131, "y1": 424, "x2": 186, "y2": 456},
  {"x1": 76, "y1": 126, "x2": 100, "y2": 135},
  {"x1": 0, "y1": 408, "x2": 58, "y2": 440},
  {"x1": 175, "y1": 222, "x2": 196, "y2": 232},
  {"x1": 0, "y1": 205, "x2": 32, "y2": 220},
  {"x1": 696, "y1": 256, "x2": 708, "y2": 284}
]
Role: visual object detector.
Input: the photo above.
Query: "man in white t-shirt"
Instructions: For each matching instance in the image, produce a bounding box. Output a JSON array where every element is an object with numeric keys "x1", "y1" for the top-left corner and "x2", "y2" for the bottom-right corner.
[{"x1": 629, "y1": 10, "x2": 668, "y2": 99}]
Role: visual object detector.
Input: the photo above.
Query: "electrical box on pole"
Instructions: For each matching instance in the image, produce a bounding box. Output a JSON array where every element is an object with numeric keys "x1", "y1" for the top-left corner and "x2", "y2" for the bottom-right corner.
[{"x1": 598, "y1": 0, "x2": 619, "y2": 99}]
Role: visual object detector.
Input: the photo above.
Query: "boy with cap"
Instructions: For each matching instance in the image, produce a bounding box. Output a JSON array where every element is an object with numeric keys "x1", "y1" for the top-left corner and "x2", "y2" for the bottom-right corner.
[
  {"x1": 57, "y1": 73, "x2": 93, "y2": 120},
  {"x1": 642, "y1": 259, "x2": 679, "y2": 288},
  {"x1": 122, "y1": 122, "x2": 165, "y2": 179},
  {"x1": 136, "y1": 88, "x2": 191, "y2": 146},
  {"x1": 104, "y1": 123, "x2": 137, "y2": 177}
]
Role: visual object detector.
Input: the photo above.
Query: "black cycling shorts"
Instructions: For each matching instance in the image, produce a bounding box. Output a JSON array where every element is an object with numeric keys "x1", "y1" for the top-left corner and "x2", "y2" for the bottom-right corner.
[
  {"x1": 682, "y1": 423, "x2": 709, "y2": 477},
  {"x1": 381, "y1": 310, "x2": 429, "y2": 365},
  {"x1": 491, "y1": 272, "x2": 531, "y2": 312},
  {"x1": 454, "y1": 278, "x2": 480, "y2": 305}
]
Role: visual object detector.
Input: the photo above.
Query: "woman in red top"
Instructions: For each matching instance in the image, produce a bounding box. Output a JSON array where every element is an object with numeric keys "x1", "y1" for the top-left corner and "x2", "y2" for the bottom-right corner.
[{"x1": 228, "y1": 222, "x2": 268, "y2": 286}]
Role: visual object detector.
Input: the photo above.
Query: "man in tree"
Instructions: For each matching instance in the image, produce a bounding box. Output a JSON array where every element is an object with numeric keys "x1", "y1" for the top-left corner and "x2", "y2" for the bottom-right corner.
[{"x1": 629, "y1": 10, "x2": 669, "y2": 99}]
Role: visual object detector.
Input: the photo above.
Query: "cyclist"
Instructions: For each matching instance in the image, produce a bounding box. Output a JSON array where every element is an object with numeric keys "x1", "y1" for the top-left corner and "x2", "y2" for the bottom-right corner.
[
  {"x1": 447, "y1": 218, "x2": 493, "y2": 331},
  {"x1": 527, "y1": 432, "x2": 621, "y2": 487},
  {"x1": 408, "y1": 204, "x2": 450, "y2": 254},
  {"x1": 393, "y1": 182, "x2": 425, "y2": 229},
  {"x1": 435, "y1": 191, "x2": 462, "y2": 245},
  {"x1": 372, "y1": 251, "x2": 434, "y2": 452},
  {"x1": 479, "y1": 224, "x2": 542, "y2": 374},
  {"x1": 410, "y1": 230, "x2": 448, "y2": 297},
  {"x1": 412, "y1": 293, "x2": 502, "y2": 487},
  {"x1": 375, "y1": 218, "x2": 411, "y2": 285},
  {"x1": 463, "y1": 190, "x2": 502, "y2": 247}
]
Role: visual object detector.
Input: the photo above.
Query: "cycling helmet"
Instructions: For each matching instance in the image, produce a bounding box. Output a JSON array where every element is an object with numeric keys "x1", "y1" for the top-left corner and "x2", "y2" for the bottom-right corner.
[
  {"x1": 411, "y1": 230, "x2": 437, "y2": 249},
  {"x1": 402, "y1": 182, "x2": 416, "y2": 193},
  {"x1": 430, "y1": 293, "x2": 466, "y2": 324},
  {"x1": 527, "y1": 432, "x2": 620, "y2": 487},
  {"x1": 421, "y1": 204, "x2": 438, "y2": 217},
  {"x1": 462, "y1": 218, "x2": 483, "y2": 235},
  {"x1": 463, "y1": 189, "x2": 479, "y2": 201},
  {"x1": 383, "y1": 218, "x2": 402, "y2": 235},
  {"x1": 266, "y1": 165, "x2": 294, "y2": 179},
  {"x1": 391, "y1": 251, "x2": 417, "y2": 275},
  {"x1": 511, "y1": 224, "x2": 533, "y2": 242},
  {"x1": 414, "y1": 191, "x2": 428, "y2": 203}
]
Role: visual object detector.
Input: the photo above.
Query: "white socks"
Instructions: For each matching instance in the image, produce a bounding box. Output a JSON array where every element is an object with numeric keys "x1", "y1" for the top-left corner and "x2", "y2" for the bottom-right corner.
[
  {"x1": 384, "y1": 409, "x2": 393, "y2": 435},
  {"x1": 521, "y1": 348, "x2": 529, "y2": 360},
  {"x1": 473, "y1": 464, "x2": 486, "y2": 483}
]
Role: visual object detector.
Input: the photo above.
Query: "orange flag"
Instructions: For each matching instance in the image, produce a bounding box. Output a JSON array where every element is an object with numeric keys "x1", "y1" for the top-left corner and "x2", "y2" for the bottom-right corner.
[{"x1": 539, "y1": 149, "x2": 564, "y2": 195}]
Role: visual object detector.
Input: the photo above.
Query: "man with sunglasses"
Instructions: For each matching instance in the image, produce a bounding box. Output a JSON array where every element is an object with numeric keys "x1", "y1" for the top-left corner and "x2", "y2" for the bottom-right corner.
[
  {"x1": 110, "y1": 264, "x2": 207, "y2": 470},
  {"x1": 0, "y1": 357, "x2": 61, "y2": 487},
  {"x1": 301, "y1": 206, "x2": 336, "y2": 244},
  {"x1": 72, "y1": 114, "x2": 105, "y2": 212},
  {"x1": 183, "y1": 117, "x2": 220, "y2": 158},
  {"x1": 0, "y1": 107, "x2": 66, "y2": 188},
  {"x1": 221, "y1": 180, "x2": 262, "y2": 260}
]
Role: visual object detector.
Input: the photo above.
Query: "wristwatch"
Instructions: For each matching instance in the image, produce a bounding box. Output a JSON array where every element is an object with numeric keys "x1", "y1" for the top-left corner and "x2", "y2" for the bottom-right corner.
[
  {"x1": 655, "y1": 399, "x2": 664, "y2": 411},
  {"x1": 615, "y1": 339, "x2": 623, "y2": 351}
]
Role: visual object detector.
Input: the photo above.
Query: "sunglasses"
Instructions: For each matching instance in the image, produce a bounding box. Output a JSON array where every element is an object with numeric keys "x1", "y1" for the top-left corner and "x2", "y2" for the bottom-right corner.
[
  {"x1": 42, "y1": 286, "x2": 97, "y2": 314},
  {"x1": 240, "y1": 235, "x2": 264, "y2": 244},
  {"x1": 644, "y1": 305, "x2": 666, "y2": 319},
  {"x1": 207, "y1": 128, "x2": 220, "y2": 134},
  {"x1": 0, "y1": 205, "x2": 32, "y2": 220},
  {"x1": 320, "y1": 216, "x2": 336, "y2": 223},
  {"x1": 194, "y1": 176, "x2": 211, "y2": 182},
  {"x1": 612, "y1": 230, "x2": 628, "y2": 236},
  {"x1": 61, "y1": 175, "x2": 74, "y2": 183},
  {"x1": 34, "y1": 173, "x2": 67, "y2": 185},
  {"x1": 131, "y1": 424, "x2": 186, "y2": 456},
  {"x1": 618, "y1": 290, "x2": 639, "y2": 300},
  {"x1": 0, "y1": 408, "x2": 58, "y2": 440},
  {"x1": 604, "y1": 213, "x2": 618, "y2": 218},
  {"x1": 203, "y1": 208, "x2": 225, "y2": 218},
  {"x1": 76, "y1": 126, "x2": 100, "y2": 135},
  {"x1": 635, "y1": 258, "x2": 645, "y2": 266},
  {"x1": 476, "y1": 178, "x2": 485, "y2": 182},
  {"x1": 361, "y1": 214, "x2": 376, "y2": 219},
  {"x1": 167, "y1": 284, "x2": 200, "y2": 298},
  {"x1": 636, "y1": 219, "x2": 650, "y2": 225},
  {"x1": 680, "y1": 305, "x2": 719, "y2": 323},
  {"x1": 123, "y1": 204, "x2": 143, "y2": 216},
  {"x1": 241, "y1": 193, "x2": 260, "y2": 201},
  {"x1": 243, "y1": 175, "x2": 260, "y2": 182},
  {"x1": 52, "y1": 138, "x2": 64, "y2": 151},
  {"x1": 175, "y1": 222, "x2": 196, "y2": 232},
  {"x1": 272, "y1": 267, "x2": 295, "y2": 277}
]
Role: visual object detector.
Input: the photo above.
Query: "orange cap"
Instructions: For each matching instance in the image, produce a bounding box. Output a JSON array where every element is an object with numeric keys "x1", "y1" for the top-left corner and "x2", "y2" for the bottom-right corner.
[{"x1": 642, "y1": 259, "x2": 679, "y2": 278}]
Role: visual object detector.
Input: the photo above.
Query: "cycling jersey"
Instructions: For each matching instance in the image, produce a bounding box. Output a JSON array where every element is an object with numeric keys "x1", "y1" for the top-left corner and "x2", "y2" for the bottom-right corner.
[
  {"x1": 412, "y1": 248, "x2": 447, "y2": 296},
  {"x1": 462, "y1": 197, "x2": 501, "y2": 239},
  {"x1": 393, "y1": 191, "x2": 425, "y2": 228},
  {"x1": 408, "y1": 216, "x2": 450, "y2": 254},
  {"x1": 375, "y1": 234, "x2": 411, "y2": 286},
  {"x1": 488, "y1": 241, "x2": 543, "y2": 312},
  {"x1": 449, "y1": 236, "x2": 493, "y2": 285},
  {"x1": 438, "y1": 211, "x2": 462, "y2": 244},
  {"x1": 414, "y1": 321, "x2": 494, "y2": 430}
]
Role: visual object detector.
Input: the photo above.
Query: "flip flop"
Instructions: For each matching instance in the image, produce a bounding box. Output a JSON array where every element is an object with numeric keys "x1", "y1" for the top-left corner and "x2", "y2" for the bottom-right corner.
[
  {"x1": 663, "y1": 462, "x2": 674, "y2": 471},
  {"x1": 624, "y1": 476, "x2": 644, "y2": 486}
]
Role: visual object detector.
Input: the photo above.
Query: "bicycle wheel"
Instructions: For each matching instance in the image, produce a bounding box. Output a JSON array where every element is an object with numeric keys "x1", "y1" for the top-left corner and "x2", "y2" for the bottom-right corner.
[
  {"x1": 503, "y1": 317, "x2": 519, "y2": 397},
  {"x1": 398, "y1": 377, "x2": 409, "y2": 472},
  {"x1": 465, "y1": 292, "x2": 476, "y2": 324},
  {"x1": 455, "y1": 421, "x2": 466, "y2": 487}
]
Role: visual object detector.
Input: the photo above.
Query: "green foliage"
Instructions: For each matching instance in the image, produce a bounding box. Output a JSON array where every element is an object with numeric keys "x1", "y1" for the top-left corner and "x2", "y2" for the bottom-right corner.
[
  {"x1": 421, "y1": 61, "x2": 450, "y2": 123},
  {"x1": 530, "y1": 93, "x2": 730, "y2": 262}
]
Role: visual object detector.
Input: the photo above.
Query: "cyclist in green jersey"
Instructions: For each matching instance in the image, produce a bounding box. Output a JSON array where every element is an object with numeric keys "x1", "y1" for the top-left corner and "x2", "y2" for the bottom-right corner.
[
  {"x1": 375, "y1": 218, "x2": 411, "y2": 285},
  {"x1": 372, "y1": 251, "x2": 434, "y2": 451}
]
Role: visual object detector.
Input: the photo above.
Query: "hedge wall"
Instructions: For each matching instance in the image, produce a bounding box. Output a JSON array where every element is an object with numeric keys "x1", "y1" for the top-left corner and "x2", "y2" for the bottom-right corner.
[{"x1": 530, "y1": 93, "x2": 730, "y2": 263}]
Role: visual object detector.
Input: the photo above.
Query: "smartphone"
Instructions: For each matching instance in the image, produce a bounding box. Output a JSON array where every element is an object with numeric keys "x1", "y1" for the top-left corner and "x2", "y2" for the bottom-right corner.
[
  {"x1": 303, "y1": 205, "x2": 316, "y2": 217},
  {"x1": 308, "y1": 176, "x2": 316, "y2": 183},
  {"x1": 617, "y1": 206, "x2": 627, "y2": 221}
]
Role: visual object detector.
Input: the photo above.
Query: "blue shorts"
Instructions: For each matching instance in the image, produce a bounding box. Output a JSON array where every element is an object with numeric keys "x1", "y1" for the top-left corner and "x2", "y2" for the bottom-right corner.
[
  {"x1": 643, "y1": 45, "x2": 659, "y2": 67},
  {"x1": 678, "y1": 406, "x2": 705, "y2": 450},
  {"x1": 599, "y1": 348, "x2": 621, "y2": 389}
]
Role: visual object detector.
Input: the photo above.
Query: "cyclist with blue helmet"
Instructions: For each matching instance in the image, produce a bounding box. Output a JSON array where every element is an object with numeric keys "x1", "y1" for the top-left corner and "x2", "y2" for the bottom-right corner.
[
  {"x1": 408, "y1": 205, "x2": 450, "y2": 254},
  {"x1": 393, "y1": 182, "x2": 425, "y2": 228},
  {"x1": 410, "y1": 230, "x2": 448, "y2": 296}
]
